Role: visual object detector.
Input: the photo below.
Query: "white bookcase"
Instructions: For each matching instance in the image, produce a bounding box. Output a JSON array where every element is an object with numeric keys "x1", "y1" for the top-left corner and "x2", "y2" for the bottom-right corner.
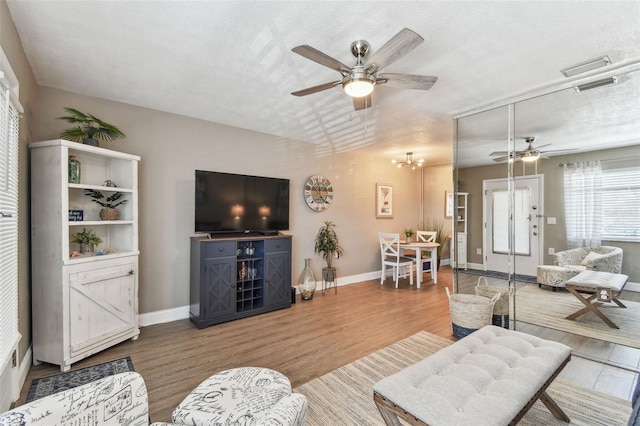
[
  {"x1": 29, "y1": 140, "x2": 140, "y2": 371},
  {"x1": 451, "y1": 192, "x2": 468, "y2": 269}
]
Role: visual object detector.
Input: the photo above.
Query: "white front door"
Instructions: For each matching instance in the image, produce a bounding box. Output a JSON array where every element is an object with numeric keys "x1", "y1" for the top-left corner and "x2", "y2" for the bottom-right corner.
[{"x1": 483, "y1": 175, "x2": 543, "y2": 277}]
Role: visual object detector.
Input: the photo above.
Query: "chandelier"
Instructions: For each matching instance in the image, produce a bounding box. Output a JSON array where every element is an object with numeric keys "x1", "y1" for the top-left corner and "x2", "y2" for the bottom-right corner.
[{"x1": 391, "y1": 152, "x2": 424, "y2": 170}]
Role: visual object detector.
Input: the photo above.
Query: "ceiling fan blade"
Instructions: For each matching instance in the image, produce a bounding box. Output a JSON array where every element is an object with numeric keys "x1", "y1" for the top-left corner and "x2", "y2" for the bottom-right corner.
[
  {"x1": 365, "y1": 28, "x2": 424, "y2": 71},
  {"x1": 492, "y1": 155, "x2": 511, "y2": 162},
  {"x1": 377, "y1": 73, "x2": 437, "y2": 90},
  {"x1": 489, "y1": 151, "x2": 509, "y2": 156},
  {"x1": 530, "y1": 143, "x2": 552, "y2": 150},
  {"x1": 291, "y1": 81, "x2": 341, "y2": 97},
  {"x1": 353, "y1": 95, "x2": 372, "y2": 111},
  {"x1": 291, "y1": 45, "x2": 352, "y2": 74},
  {"x1": 539, "y1": 148, "x2": 579, "y2": 154}
]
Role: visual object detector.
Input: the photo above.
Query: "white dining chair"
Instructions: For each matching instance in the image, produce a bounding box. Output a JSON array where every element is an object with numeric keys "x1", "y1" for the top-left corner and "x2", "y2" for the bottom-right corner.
[
  {"x1": 416, "y1": 231, "x2": 437, "y2": 277},
  {"x1": 379, "y1": 232, "x2": 414, "y2": 288}
]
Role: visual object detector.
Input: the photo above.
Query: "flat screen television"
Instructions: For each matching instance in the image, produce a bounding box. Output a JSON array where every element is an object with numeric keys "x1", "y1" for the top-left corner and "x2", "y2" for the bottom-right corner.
[{"x1": 195, "y1": 170, "x2": 290, "y2": 234}]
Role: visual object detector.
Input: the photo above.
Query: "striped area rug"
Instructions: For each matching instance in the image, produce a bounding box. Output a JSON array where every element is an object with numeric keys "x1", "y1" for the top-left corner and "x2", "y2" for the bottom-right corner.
[
  {"x1": 515, "y1": 285, "x2": 640, "y2": 349},
  {"x1": 295, "y1": 331, "x2": 631, "y2": 425}
]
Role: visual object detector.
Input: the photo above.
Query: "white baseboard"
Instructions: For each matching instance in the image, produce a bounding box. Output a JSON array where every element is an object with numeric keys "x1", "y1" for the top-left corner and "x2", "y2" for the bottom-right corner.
[
  {"x1": 137, "y1": 270, "x2": 639, "y2": 327},
  {"x1": 138, "y1": 271, "x2": 382, "y2": 327},
  {"x1": 138, "y1": 305, "x2": 191, "y2": 327}
]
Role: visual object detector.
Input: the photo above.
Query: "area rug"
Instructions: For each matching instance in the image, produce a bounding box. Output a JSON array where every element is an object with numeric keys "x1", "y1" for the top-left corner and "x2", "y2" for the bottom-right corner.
[
  {"x1": 295, "y1": 331, "x2": 631, "y2": 425},
  {"x1": 515, "y1": 285, "x2": 640, "y2": 349},
  {"x1": 26, "y1": 356, "x2": 134, "y2": 402}
]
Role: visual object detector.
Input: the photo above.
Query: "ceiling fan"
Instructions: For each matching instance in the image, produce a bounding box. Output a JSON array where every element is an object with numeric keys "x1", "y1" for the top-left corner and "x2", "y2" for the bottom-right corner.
[
  {"x1": 489, "y1": 137, "x2": 578, "y2": 163},
  {"x1": 290, "y1": 28, "x2": 438, "y2": 111}
]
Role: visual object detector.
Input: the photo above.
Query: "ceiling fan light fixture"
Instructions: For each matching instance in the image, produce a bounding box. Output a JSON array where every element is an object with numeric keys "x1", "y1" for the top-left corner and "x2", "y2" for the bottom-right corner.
[
  {"x1": 342, "y1": 72, "x2": 375, "y2": 97},
  {"x1": 521, "y1": 151, "x2": 540, "y2": 162}
]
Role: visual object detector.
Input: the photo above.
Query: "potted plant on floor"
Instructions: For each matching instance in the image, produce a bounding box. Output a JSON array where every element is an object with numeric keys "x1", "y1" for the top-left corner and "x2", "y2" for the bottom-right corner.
[
  {"x1": 425, "y1": 219, "x2": 449, "y2": 270},
  {"x1": 84, "y1": 189, "x2": 128, "y2": 220},
  {"x1": 72, "y1": 228, "x2": 103, "y2": 254},
  {"x1": 314, "y1": 221, "x2": 344, "y2": 283},
  {"x1": 57, "y1": 107, "x2": 126, "y2": 147}
]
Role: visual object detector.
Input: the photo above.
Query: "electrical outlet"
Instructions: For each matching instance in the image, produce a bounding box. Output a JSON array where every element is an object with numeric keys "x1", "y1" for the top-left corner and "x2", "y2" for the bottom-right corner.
[
  {"x1": 476, "y1": 248, "x2": 482, "y2": 255},
  {"x1": 548, "y1": 248, "x2": 555, "y2": 255},
  {"x1": 547, "y1": 217, "x2": 556, "y2": 225}
]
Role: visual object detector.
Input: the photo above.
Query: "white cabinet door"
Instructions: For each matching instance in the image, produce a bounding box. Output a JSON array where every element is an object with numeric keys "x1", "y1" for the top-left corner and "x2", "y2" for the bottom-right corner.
[{"x1": 68, "y1": 259, "x2": 138, "y2": 356}]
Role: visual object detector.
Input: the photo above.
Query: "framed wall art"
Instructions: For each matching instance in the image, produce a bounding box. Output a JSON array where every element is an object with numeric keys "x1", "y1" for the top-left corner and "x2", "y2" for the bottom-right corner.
[
  {"x1": 445, "y1": 191, "x2": 454, "y2": 218},
  {"x1": 376, "y1": 183, "x2": 393, "y2": 219}
]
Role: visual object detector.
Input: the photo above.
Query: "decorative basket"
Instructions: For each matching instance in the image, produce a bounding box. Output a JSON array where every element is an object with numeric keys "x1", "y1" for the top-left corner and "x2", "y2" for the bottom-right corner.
[
  {"x1": 475, "y1": 276, "x2": 510, "y2": 328},
  {"x1": 99, "y1": 208, "x2": 119, "y2": 220},
  {"x1": 446, "y1": 287, "x2": 499, "y2": 339}
]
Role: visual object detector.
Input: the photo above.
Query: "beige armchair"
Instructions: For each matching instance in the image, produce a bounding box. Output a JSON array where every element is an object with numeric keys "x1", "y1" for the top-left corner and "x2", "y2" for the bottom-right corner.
[{"x1": 537, "y1": 245, "x2": 623, "y2": 289}]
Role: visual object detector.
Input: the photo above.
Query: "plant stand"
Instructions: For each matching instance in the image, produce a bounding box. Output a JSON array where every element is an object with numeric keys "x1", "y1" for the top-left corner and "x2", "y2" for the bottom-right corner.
[{"x1": 322, "y1": 267, "x2": 337, "y2": 294}]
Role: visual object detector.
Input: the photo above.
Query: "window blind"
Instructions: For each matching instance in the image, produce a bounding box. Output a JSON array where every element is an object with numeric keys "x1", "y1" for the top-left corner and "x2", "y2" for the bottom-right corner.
[
  {"x1": 601, "y1": 167, "x2": 640, "y2": 242},
  {"x1": 0, "y1": 68, "x2": 21, "y2": 374}
]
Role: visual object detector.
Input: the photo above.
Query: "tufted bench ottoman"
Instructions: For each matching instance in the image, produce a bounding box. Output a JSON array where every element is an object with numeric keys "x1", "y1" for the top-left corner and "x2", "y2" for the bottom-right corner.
[
  {"x1": 373, "y1": 325, "x2": 571, "y2": 425},
  {"x1": 565, "y1": 270, "x2": 629, "y2": 329},
  {"x1": 172, "y1": 367, "x2": 308, "y2": 426}
]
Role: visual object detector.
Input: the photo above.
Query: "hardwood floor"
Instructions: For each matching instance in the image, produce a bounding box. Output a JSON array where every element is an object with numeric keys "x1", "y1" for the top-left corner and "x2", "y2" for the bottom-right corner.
[{"x1": 16, "y1": 267, "x2": 639, "y2": 423}]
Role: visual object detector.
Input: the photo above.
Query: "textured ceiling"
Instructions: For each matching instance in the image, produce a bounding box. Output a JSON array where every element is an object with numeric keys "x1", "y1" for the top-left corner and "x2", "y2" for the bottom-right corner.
[{"x1": 7, "y1": 1, "x2": 640, "y2": 166}]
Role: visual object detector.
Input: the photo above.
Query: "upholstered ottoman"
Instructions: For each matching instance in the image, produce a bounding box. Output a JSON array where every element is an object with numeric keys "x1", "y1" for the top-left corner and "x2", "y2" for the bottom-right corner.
[
  {"x1": 564, "y1": 270, "x2": 629, "y2": 328},
  {"x1": 373, "y1": 325, "x2": 571, "y2": 425},
  {"x1": 172, "y1": 367, "x2": 307, "y2": 426}
]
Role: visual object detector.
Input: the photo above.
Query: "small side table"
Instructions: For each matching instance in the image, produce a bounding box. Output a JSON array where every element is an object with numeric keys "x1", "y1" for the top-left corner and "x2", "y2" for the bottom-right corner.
[{"x1": 322, "y1": 267, "x2": 337, "y2": 294}]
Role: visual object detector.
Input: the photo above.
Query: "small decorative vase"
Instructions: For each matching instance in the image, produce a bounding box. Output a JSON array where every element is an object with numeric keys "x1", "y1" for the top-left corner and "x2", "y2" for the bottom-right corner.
[
  {"x1": 79, "y1": 243, "x2": 94, "y2": 254},
  {"x1": 297, "y1": 258, "x2": 317, "y2": 300},
  {"x1": 68, "y1": 156, "x2": 81, "y2": 183},
  {"x1": 239, "y1": 261, "x2": 248, "y2": 280},
  {"x1": 406, "y1": 235, "x2": 413, "y2": 243},
  {"x1": 100, "y1": 208, "x2": 119, "y2": 220}
]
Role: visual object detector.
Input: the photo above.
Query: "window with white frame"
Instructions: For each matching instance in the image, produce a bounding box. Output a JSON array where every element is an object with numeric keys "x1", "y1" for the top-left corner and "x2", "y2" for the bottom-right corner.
[
  {"x1": 0, "y1": 47, "x2": 22, "y2": 375},
  {"x1": 601, "y1": 166, "x2": 640, "y2": 242}
]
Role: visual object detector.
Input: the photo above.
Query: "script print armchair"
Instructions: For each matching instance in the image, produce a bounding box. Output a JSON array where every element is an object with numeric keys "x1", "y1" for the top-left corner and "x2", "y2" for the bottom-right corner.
[{"x1": 537, "y1": 245, "x2": 623, "y2": 289}]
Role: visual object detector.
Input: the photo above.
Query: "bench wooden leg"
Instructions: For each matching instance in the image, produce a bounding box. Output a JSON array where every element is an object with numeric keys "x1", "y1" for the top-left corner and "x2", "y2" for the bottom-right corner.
[
  {"x1": 374, "y1": 392, "x2": 426, "y2": 426},
  {"x1": 565, "y1": 286, "x2": 619, "y2": 329},
  {"x1": 539, "y1": 390, "x2": 570, "y2": 422}
]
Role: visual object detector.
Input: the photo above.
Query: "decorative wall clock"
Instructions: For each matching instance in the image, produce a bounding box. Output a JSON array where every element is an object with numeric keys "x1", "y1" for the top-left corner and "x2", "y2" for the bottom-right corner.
[{"x1": 304, "y1": 175, "x2": 333, "y2": 211}]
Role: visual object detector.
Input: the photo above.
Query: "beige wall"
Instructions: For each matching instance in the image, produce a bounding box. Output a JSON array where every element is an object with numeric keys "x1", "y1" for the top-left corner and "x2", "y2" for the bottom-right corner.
[
  {"x1": 34, "y1": 86, "x2": 449, "y2": 313},
  {"x1": 458, "y1": 144, "x2": 640, "y2": 281},
  {"x1": 1, "y1": 0, "x2": 38, "y2": 366}
]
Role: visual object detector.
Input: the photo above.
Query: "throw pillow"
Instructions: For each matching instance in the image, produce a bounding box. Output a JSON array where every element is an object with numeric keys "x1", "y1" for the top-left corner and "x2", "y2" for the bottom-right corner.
[{"x1": 581, "y1": 251, "x2": 603, "y2": 266}]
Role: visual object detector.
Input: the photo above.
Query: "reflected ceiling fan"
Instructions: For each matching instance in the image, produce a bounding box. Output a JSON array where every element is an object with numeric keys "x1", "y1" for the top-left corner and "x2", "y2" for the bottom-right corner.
[
  {"x1": 290, "y1": 28, "x2": 438, "y2": 111},
  {"x1": 489, "y1": 137, "x2": 578, "y2": 162}
]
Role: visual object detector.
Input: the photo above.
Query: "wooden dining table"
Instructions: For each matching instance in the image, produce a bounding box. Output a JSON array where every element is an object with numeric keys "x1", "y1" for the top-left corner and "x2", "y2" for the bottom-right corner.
[{"x1": 399, "y1": 241, "x2": 439, "y2": 288}]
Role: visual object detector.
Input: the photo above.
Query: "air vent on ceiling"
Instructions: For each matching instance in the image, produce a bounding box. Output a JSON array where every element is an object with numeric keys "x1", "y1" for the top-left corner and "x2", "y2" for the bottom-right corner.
[
  {"x1": 562, "y1": 56, "x2": 611, "y2": 78},
  {"x1": 574, "y1": 76, "x2": 618, "y2": 92}
]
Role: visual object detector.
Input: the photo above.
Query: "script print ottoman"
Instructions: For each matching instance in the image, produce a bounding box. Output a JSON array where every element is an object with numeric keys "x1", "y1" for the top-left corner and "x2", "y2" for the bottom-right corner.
[
  {"x1": 172, "y1": 367, "x2": 307, "y2": 426},
  {"x1": 373, "y1": 325, "x2": 571, "y2": 426}
]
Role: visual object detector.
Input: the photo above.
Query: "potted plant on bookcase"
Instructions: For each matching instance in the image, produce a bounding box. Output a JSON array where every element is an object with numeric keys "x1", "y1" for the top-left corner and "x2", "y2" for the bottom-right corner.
[
  {"x1": 57, "y1": 107, "x2": 126, "y2": 147},
  {"x1": 314, "y1": 221, "x2": 344, "y2": 284},
  {"x1": 83, "y1": 189, "x2": 128, "y2": 220},
  {"x1": 72, "y1": 228, "x2": 103, "y2": 254}
]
